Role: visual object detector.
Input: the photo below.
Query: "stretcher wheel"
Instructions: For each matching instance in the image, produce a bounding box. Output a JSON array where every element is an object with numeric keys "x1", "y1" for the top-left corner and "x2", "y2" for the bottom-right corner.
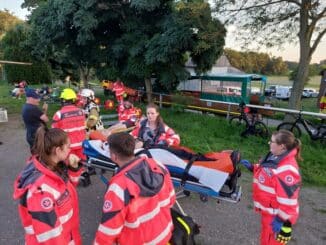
[
  {"x1": 200, "y1": 195, "x2": 208, "y2": 202},
  {"x1": 183, "y1": 190, "x2": 191, "y2": 196}
]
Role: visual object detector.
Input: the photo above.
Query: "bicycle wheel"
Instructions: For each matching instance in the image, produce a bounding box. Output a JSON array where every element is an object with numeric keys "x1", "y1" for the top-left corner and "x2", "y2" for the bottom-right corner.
[
  {"x1": 317, "y1": 125, "x2": 326, "y2": 144},
  {"x1": 254, "y1": 121, "x2": 269, "y2": 138},
  {"x1": 229, "y1": 116, "x2": 248, "y2": 127},
  {"x1": 277, "y1": 122, "x2": 302, "y2": 138}
]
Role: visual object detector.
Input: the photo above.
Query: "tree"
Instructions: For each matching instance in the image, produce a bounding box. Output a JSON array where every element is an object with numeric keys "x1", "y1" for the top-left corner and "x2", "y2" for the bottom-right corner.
[
  {"x1": 28, "y1": 0, "x2": 102, "y2": 87},
  {"x1": 224, "y1": 48, "x2": 288, "y2": 75},
  {"x1": 1, "y1": 23, "x2": 51, "y2": 84},
  {"x1": 28, "y1": 0, "x2": 226, "y2": 98},
  {"x1": 0, "y1": 10, "x2": 22, "y2": 38},
  {"x1": 214, "y1": 0, "x2": 326, "y2": 113}
]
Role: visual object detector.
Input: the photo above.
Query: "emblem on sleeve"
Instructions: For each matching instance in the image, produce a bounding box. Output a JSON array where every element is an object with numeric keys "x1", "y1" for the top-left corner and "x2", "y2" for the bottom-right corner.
[
  {"x1": 41, "y1": 197, "x2": 53, "y2": 209},
  {"x1": 103, "y1": 200, "x2": 112, "y2": 212},
  {"x1": 258, "y1": 175, "x2": 265, "y2": 183},
  {"x1": 285, "y1": 175, "x2": 294, "y2": 184}
]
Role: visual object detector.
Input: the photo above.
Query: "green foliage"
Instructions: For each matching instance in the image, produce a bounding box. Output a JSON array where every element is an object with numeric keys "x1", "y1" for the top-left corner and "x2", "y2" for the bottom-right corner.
[
  {"x1": 1, "y1": 23, "x2": 52, "y2": 84},
  {"x1": 224, "y1": 48, "x2": 288, "y2": 75},
  {"x1": 0, "y1": 10, "x2": 22, "y2": 37},
  {"x1": 28, "y1": 0, "x2": 225, "y2": 92},
  {"x1": 215, "y1": 0, "x2": 326, "y2": 110}
]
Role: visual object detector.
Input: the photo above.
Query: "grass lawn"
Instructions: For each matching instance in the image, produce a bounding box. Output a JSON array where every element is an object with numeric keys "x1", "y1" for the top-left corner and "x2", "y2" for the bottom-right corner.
[{"x1": 1, "y1": 81, "x2": 325, "y2": 186}]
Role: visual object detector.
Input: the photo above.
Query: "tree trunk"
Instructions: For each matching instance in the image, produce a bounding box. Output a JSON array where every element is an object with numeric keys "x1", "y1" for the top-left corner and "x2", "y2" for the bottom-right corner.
[
  {"x1": 285, "y1": 2, "x2": 312, "y2": 121},
  {"x1": 79, "y1": 65, "x2": 89, "y2": 88},
  {"x1": 145, "y1": 78, "x2": 152, "y2": 103}
]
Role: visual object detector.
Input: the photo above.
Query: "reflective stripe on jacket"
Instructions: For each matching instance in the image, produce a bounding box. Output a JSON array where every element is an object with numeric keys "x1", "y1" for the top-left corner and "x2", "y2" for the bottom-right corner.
[
  {"x1": 52, "y1": 105, "x2": 86, "y2": 150},
  {"x1": 13, "y1": 156, "x2": 83, "y2": 244},
  {"x1": 94, "y1": 156, "x2": 176, "y2": 245},
  {"x1": 252, "y1": 149, "x2": 301, "y2": 224}
]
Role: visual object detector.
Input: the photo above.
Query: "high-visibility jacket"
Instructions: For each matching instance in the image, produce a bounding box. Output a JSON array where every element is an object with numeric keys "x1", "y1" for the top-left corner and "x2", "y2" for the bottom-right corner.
[
  {"x1": 131, "y1": 119, "x2": 180, "y2": 147},
  {"x1": 84, "y1": 101, "x2": 104, "y2": 130},
  {"x1": 117, "y1": 104, "x2": 137, "y2": 122},
  {"x1": 94, "y1": 156, "x2": 176, "y2": 245},
  {"x1": 112, "y1": 81, "x2": 125, "y2": 97},
  {"x1": 52, "y1": 105, "x2": 86, "y2": 150},
  {"x1": 13, "y1": 156, "x2": 83, "y2": 245},
  {"x1": 252, "y1": 149, "x2": 301, "y2": 224}
]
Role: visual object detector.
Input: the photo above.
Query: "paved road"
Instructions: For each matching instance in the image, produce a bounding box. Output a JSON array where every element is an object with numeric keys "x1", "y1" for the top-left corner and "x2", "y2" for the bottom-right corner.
[{"x1": 1, "y1": 114, "x2": 326, "y2": 245}]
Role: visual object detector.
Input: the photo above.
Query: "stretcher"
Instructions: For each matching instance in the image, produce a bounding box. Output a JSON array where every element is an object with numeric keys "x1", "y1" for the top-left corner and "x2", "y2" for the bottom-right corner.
[{"x1": 82, "y1": 140, "x2": 242, "y2": 204}]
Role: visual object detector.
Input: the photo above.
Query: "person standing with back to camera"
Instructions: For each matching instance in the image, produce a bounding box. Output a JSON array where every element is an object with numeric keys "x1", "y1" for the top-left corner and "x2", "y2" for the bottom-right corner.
[
  {"x1": 240, "y1": 129, "x2": 302, "y2": 245},
  {"x1": 94, "y1": 132, "x2": 176, "y2": 244},
  {"x1": 13, "y1": 127, "x2": 84, "y2": 244}
]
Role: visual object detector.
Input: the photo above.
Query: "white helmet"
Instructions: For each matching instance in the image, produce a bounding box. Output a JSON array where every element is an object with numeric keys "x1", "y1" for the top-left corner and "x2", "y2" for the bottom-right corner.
[{"x1": 80, "y1": 88, "x2": 95, "y2": 100}]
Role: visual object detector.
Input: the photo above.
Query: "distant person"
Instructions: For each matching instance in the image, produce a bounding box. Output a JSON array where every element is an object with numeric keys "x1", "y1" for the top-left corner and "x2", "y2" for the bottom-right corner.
[
  {"x1": 131, "y1": 103, "x2": 180, "y2": 149},
  {"x1": 13, "y1": 127, "x2": 83, "y2": 244},
  {"x1": 22, "y1": 88, "x2": 49, "y2": 150},
  {"x1": 240, "y1": 129, "x2": 302, "y2": 245},
  {"x1": 94, "y1": 132, "x2": 176, "y2": 244},
  {"x1": 78, "y1": 88, "x2": 104, "y2": 131},
  {"x1": 112, "y1": 78, "x2": 126, "y2": 103}
]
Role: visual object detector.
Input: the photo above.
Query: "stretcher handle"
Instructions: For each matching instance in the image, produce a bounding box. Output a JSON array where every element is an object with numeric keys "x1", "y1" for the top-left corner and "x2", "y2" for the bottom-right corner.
[{"x1": 181, "y1": 155, "x2": 199, "y2": 186}]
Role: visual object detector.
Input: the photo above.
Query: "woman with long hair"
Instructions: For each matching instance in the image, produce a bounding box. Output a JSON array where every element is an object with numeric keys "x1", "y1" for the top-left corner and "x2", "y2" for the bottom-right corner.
[
  {"x1": 131, "y1": 103, "x2": 180, "y2": 149},
  {"x1": 13, "y1": 127, "x2": 83, "y2": 244}
]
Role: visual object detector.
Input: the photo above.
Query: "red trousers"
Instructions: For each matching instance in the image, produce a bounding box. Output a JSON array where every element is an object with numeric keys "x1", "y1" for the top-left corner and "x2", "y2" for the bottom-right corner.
[{"x1": 260, "y1": 214, "x2": 283, "y2": 245}]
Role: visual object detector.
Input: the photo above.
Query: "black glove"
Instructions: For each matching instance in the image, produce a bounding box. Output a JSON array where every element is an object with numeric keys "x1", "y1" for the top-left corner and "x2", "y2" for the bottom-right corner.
[
  {"x1": 275, "y1": 223, "x2": 292, "y2": 244},
  {"x1": 272, "y1": 217, "x2": 292, "y2": 244}
]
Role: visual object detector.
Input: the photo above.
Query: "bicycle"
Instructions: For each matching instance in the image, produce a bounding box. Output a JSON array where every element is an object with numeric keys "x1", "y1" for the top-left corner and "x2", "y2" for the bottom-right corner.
[
  {"x1": 277, "y1": 111, "x2": 326, "y2": 142},
  {"x1": 229, "y1": 102, "x2": 269, "y2": 138}
]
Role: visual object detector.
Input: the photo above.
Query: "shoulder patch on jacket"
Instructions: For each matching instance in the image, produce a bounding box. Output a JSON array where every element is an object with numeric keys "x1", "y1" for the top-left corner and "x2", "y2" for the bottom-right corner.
[
  {"x1": 29, "y1": 210, "x2": 57, "y2": 227},
  {"x1": 278, "y1": 177, "x2": 300, "y2": 197}
]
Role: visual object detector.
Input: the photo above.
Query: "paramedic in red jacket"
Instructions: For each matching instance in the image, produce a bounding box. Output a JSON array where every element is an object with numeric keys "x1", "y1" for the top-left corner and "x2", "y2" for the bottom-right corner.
[
  {"x1": 52, "y1": 88, "x2": 86, "y2": 160},
  {"x1": 240, "y1": 129, "x2": 302, "y2": 245},
  {"x1": 112, "y1": 78, "x2": 125, "y2": 103},
  {"x1": 13, "y1": 127, "x2": 83, "y2": 244},
  {"x1": 94, "y1": 132, "x2": 176, "y2": 245},
  {"x1": 131, "y1": 103, "x2": 180, "y2": 149}
]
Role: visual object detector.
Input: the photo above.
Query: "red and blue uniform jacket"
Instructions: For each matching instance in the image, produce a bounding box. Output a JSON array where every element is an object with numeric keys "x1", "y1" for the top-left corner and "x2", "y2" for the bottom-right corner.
[
  {"x1": 131, "y1": 119, "x2": 180, "y2": 147},
  {"x1": 52, "y1": 105, "x2": 86, "y2": 151},
  {"x1": 13, "y1": 156, "x2": 83, "y2": 244},
  {"x1": 94, "y1": 156, "x2": 176, "y2": 245},
  {"x1": 253, "y1": 149, "x2": 301, "y2": 224}
]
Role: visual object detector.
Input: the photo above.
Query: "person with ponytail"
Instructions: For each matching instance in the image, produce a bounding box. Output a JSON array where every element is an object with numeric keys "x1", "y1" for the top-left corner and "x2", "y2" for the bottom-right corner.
[
  {"x1": 13, "y1": 127, "x2": 83, "y2": 244},
  {"x1": 240, "y1": 129, "x2": 302, "y2": 245}
]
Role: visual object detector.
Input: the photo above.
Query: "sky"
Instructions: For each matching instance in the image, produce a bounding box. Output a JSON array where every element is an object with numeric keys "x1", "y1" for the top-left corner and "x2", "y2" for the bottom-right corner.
[{"x1": 1, "y1": 0, "x2": 325, "y2": 64}]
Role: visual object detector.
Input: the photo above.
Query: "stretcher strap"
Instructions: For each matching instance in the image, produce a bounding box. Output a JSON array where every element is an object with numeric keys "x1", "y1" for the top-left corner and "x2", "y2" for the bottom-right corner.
[
  {"x1": 181, "y1": 155, "x2": 199, "y2": 187},
  {"x1": 135, "y1": 149, "x2": 152, "y2": 158}
]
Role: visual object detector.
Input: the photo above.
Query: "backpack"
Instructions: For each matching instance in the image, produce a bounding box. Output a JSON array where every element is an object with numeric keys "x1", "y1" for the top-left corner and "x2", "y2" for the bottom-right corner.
[{"x1": 170, "y1": 208, "x2": 200, "y2": 245}]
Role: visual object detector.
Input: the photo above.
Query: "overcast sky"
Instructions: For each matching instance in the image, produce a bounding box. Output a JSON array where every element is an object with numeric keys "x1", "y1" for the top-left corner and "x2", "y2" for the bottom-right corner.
[{"x1": 1, "y1": 0, "x2": 325, "y2": 63}]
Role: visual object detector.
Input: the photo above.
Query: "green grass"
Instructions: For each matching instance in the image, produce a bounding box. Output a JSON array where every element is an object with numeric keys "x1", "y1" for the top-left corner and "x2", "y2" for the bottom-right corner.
[
  {"x1": 267, "y1": 75, "x2": 321, "y2": 89},
  {"x1": 160, "y1": 108, "x2": 326, "y2": 187},
  {"x1": 1, "y1": 81, "x2": 325, "y2": 186}
]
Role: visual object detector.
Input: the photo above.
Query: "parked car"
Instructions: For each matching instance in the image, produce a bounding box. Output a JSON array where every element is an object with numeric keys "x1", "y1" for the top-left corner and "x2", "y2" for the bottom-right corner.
[
  {"x1": 302, "y1": 88, "x2": 318, "y2": 98},
  {"x1": 264, "y1": 85, "x2": 278, "y2": 96},
  {"x1": 276, "y1": 86, "x2": 292, "y2": 100}
]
